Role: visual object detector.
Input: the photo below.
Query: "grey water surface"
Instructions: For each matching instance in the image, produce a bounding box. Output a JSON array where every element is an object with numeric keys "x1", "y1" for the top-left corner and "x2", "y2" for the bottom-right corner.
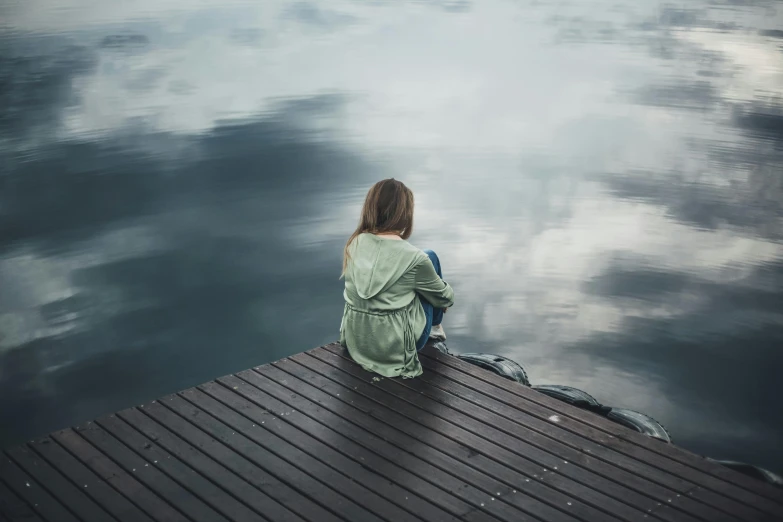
[{"x1": 1, "y1": 0, "x2": 782, "y2": 474}]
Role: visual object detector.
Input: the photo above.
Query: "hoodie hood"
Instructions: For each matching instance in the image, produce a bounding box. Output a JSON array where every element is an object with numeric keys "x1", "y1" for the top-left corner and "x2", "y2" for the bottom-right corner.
[{"x1": 347, "y1": 233, "x2": 422, "y2": 300}]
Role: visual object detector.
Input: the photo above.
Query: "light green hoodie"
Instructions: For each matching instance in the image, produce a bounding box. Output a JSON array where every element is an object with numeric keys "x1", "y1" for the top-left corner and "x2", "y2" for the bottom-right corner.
[{"x1": 339, "y1": 233, "x2": 455, "y2": 378}]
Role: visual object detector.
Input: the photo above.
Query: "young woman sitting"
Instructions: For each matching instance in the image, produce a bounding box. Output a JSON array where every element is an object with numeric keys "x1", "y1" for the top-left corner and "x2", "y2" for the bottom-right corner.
[{"x1": 339, "y1": 178, "x2": 454, "y2": 378}]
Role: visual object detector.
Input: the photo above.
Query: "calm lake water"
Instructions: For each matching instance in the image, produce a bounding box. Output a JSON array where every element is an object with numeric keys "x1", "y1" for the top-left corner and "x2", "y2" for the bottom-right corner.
[{"x1": 1, "y1": 0, "x2": 782, "y2": 474}]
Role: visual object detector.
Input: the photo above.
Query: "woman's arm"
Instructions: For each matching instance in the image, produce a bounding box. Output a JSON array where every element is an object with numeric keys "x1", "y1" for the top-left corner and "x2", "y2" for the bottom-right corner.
[{"x1": 414, "y1": 257, "x2": 454, "y2": 308}]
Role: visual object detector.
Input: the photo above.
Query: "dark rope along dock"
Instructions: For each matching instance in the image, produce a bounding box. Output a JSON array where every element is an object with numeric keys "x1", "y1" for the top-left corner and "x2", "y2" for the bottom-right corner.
[{"x1": 1, "y1": 343, "x2": 782, "y2": 522}]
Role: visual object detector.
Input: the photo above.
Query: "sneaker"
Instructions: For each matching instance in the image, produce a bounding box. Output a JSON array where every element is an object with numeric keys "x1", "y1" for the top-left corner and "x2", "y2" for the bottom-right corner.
[
  {"x1": 430, "y1": 341, "x2": 450, "y2": 354},
  {"x1": 429, "y1": 324, "x2": 446, "y2": 341}
]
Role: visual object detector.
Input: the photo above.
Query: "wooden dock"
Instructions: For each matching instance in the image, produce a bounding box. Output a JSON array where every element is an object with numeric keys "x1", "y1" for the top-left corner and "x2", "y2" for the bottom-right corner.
[{"x1": 1, "y1": 343, "x2": 782, "y2": 522}]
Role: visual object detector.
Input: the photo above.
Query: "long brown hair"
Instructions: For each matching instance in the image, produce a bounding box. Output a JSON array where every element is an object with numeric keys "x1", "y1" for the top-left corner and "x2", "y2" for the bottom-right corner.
[{"x1": 342, "y1": 178, "x2": 414, "y2": 275}]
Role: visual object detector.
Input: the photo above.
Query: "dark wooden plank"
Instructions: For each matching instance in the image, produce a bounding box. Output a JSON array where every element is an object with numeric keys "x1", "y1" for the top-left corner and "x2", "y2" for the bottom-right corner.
[
  {"x1": 95, "y1": 411, "x2": 260, "y2": 522},
  {"x1": 6, "y1": 444, "x2": 115, "y2": 522},
  {"x1": 223, "y1": 371, "x2": 518, "y2": 522},
  {"x1": 413, "y1": 352, "x2": 768, "y2": 522},
  {"x1": 136, "y1": 399, "x2": 322, "y2": 522},
  {"x1": 250, "y1": 360, "x2": 600, "y2": 522},
  {"x1": 201, "y1": 379, "x2": 455, "y2": 522},
  {"x1": 176, "y1": 387, "x2": 418, "y2": 522},
  {"x1": 51, "y1": 428, "x2": 188, "y2": 522},
  {"x1": 27, "y1": 435, "x2": 154, "y2": 522},
  {"x1": 380, "y1": 352, "x2": 748, "y2": 522},
  {"x1": 116, "y1": 406, "x2": 304, "y2": 522},
  {"x1": 292, "y1": 352, "x2": 674, "y2": 522},
  {"x1": 0, "y1": 453, "x2": 79, "y2": 522},
  {"x1": 0, "y1": 479, "x2": 45, "y2": 522},
  {"x1": 312, "y1": 352, "x2": 712, "y2": 521},
  {"x1": 203, "y1": 379, "x2": 469, "y2": 522},
  {"x1": 5, "y1": 342, "x2": 777, "y2": 522},
  {"x1": 73, "y1": 421, "x2": 226, "y2": 522},
  {"x1": 420, "y1": 345, "x2": 783, "y2": 508},
  {"x1": 164, "y1": 390, "x2": 382, "y2": 522},
  {"x1": 416, "y1": 347, "x2": 783, "y2": 520}
]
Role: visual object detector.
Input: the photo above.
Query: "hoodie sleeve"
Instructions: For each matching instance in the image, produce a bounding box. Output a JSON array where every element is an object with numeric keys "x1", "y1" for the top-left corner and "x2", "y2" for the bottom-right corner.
[{"x1": 413, "y1": 257, "x2": 455, "y2": 308}]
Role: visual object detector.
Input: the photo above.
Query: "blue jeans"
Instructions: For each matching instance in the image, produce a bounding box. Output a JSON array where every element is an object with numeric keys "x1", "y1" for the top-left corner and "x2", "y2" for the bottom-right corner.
[{"x1": 415, "y1": 249, "x2": 445, "y2": 351}]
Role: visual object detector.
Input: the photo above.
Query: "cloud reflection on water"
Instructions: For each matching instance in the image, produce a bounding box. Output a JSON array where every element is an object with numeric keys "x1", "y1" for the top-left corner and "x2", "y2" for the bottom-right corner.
[{"x1": 0, "y1": 0, "x2": 781, "y2": 472}]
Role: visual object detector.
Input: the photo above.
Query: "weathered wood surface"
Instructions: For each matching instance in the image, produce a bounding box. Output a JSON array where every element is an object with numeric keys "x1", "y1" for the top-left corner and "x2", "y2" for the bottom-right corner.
[{"x1": 2, "y1": 343, "x2": 782, "y2": 521}]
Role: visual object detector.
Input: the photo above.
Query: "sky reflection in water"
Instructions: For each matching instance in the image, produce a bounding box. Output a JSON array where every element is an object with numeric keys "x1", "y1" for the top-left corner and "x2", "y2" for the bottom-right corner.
[{"x1": 1, "y1": 0, "x2": 782, "y2": 473}]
